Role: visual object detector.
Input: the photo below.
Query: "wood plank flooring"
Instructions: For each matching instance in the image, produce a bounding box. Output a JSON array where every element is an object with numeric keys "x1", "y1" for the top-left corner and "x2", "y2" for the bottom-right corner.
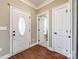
[{"x1": 8, "y1": 45, "x2": 68, "y2": 59}]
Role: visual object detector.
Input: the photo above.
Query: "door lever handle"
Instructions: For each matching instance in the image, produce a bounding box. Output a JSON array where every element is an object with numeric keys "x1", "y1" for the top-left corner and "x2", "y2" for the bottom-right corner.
[
  {"x1": 54, "y1": 32, "x2": 57, "y2": 34},
  {"x1": 68, "y1": 36, "x2": 71, "y2": 38}
]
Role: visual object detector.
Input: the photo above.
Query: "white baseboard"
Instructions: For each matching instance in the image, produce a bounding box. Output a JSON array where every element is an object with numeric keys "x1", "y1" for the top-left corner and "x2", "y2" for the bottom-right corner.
[
  {"x1": 48, "y1": 47, "x2": 53, "y2": 51},
  {"x1": 0, "y1": 43, "x2": 53, "y2": 59},
  {"x1": 0, "y1": 43, "x2": 38, "y2": 59},
  {"x1": 38, "y1": 44, "x2": 53, "y2": 51},
  {"x1": 30, "y1": 42, "x2": 38, "y2": 48},
  {"x1": 0, "y1": 54, "x2": 12, "y2": 59}
]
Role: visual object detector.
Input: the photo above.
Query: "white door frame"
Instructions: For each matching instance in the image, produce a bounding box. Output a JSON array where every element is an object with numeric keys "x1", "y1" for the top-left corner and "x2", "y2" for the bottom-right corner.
[
  {"x1": 37, "y1": 11, "x2": 49, "y2": 47},
  {"x1": 52, "y1": 3, "x2": 72, "y2": 58},
  {"x1": 10, "y1": 5, "x2": 12, "y2": 56},
  {"x1": 10, "y1": 5, "x2": 31, "y2": 55}
]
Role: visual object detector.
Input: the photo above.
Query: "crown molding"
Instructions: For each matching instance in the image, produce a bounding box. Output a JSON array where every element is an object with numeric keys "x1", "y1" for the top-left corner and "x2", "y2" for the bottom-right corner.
[{"x1": 20, "y1": 0, "x2": 54, "y2": 9}]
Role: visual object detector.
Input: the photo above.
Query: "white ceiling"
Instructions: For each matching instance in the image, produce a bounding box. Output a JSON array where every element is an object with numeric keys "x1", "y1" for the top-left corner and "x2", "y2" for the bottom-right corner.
[
  {"x1": 20, "y1": 0, "x2": 55, "y2": 9},
  {"x1": 29, "y1": 0, "x2": 47, "y2": 7}
]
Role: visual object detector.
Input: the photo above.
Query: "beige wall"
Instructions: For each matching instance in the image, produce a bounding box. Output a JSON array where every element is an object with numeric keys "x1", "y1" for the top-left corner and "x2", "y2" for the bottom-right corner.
[
  {"x1": 0, "y1": 0, "x2": 10, "y2": 56},
  {"x1": 37, "y1": 0, "x2": 68, "y2": 47},
  {"x1": 0, "y1": 0, "x2": 37, "y2": 56}
]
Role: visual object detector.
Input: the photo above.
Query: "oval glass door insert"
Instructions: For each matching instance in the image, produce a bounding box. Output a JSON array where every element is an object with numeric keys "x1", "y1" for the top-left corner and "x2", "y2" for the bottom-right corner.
[{"x1": 18, "y1": 17, "x2": 26, "y2": 36}]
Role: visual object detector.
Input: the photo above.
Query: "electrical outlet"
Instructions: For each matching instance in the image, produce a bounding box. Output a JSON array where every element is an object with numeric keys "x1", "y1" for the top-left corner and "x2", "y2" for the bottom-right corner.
[{"x1": 0, "y1": 48, "x2": 2, "y2": 52}]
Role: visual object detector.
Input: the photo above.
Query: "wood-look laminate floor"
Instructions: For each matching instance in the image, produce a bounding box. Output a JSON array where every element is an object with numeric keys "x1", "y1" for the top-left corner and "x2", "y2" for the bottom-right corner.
[{"x1": 8, "y1": 45, "x2": 68, "y2": 59}]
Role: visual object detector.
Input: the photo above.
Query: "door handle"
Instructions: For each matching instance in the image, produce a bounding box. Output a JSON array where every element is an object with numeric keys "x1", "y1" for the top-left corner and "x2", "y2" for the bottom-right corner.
[
  {"x1": 68, "y1": 36, "x2": 71, "y2": 38},
  {"x1": 54, "y1": 32, "x2": 57, "y2": 35}
]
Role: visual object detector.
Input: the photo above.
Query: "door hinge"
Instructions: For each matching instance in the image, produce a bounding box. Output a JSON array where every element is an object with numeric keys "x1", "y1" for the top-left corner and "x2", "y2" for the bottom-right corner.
[
  {"x1": 70, "y1": 9, "x2": 71, "y2": 12},
  {"x1": 70, "y1": 30, "x2": 71, "y2": 33},
  {"x1": 29, "y1": 16, "x2": 31, "y2": 19},
  {"x1": 46, "y1": 39, "x2": 48, "y2": 41},
  {"x1": 38, "y1": 19, "x2": 40, "y2": 21},
  {"x1": 38, "y1": 40, "x2": 40, "y2": 42},
  {"x1": 38, "y1": 29, "x2": 40, "y2": 31},
  {"x1": 66, "y1": 30, "x2": 68, "y2": 33},
  {"x1": 29, "y1": 42, "x2": 31, "y2": 45},
  {"x1": 66, "y1": 49, "x2": 68, "y2": 52},
  {"x1": 66, "y1": 9, "x2": 68, "y2": 13},
  {"x1": 29, "y1": 29, "x2": 30, "y2": 32}
]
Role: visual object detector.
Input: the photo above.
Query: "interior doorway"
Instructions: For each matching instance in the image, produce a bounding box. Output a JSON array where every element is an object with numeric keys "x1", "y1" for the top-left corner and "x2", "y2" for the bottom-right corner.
[{"x1": 37, "y1": 12, "x2": 49, "y2": 47}]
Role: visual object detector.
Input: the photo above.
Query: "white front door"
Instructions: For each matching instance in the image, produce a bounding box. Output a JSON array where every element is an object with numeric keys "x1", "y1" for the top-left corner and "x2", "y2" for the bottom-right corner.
[
  {"x1": 12, "y1": 7, "x2": 31, "y2": 54},
  {"x1": 38, "y1": 15, "x2": 49, "y2": 47},
  {"x1": 52, "y1": 4, "x2": 71, "y2": 57}
]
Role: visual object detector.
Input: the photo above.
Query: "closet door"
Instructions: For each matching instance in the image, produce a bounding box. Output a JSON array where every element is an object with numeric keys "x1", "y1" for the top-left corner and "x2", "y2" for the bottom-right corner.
[{"x1": 52, "y1": 4, "x2": 71, "y2": 57}]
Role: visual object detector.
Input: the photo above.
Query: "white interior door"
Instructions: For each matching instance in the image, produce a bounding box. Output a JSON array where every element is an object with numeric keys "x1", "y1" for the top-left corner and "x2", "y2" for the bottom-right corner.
[
  {"x1": 40, "y1": 17, "x2": 45, "y2": 42},
  {"x1": 12, "y1": 7, "x2": 31, "y2": 55},
  {"x1": 52, "y1": 4, "x2": 71, "y2": 57},
  {"x1": 38, "y1": 15, "x2": 48, "y2": 47},
  {"x1": 53, "y1": 7, "x2": 67, "y2": 55}
]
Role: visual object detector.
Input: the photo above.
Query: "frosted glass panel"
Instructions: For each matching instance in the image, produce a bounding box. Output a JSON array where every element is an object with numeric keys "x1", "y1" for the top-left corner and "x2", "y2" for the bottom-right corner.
[{"x1": 18, "y1": 17, "x2": 26, "y2": 35}]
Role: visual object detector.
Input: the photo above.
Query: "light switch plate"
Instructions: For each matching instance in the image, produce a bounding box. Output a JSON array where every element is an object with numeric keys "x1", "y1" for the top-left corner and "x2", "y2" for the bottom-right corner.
[
  {"x1": 0, "y1": 26, "x2": 7, "y2": 30},
  {"x1": 0, "y1": 48, "x2": 2, "y2": 52}
]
